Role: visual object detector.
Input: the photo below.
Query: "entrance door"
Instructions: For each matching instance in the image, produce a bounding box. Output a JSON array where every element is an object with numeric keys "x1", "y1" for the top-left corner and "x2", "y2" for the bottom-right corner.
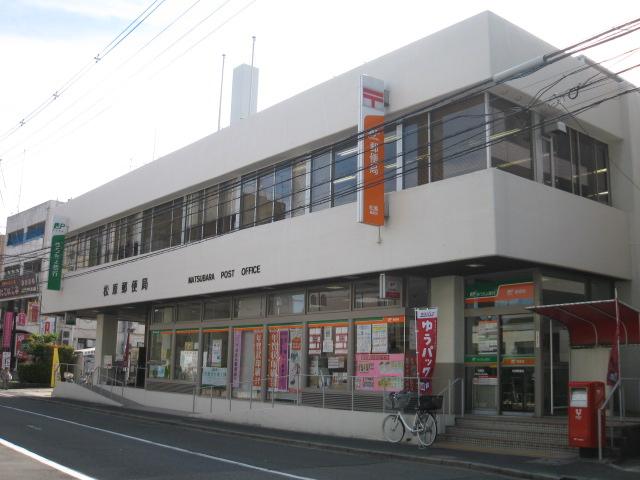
[
  {"x1": 465, "y1": 316, "x2": 499, "y2": 414},
  {"x1": 500, "y1": 315, "x2": 536, "y2": 414}
]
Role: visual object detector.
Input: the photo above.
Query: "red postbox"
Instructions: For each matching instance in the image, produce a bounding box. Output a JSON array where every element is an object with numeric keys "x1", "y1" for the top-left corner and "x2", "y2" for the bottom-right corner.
[{"x1": 568, "y1": 381, "x2": 605, "y2": 449}]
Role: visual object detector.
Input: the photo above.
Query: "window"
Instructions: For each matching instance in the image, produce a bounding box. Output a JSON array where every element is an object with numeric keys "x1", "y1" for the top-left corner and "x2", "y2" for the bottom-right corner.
[
  {"x1": 174, "y1": 330, "x2": 199, "y2": 381},
  {"x1": 432, "y1": 95, "x2": 487, "y2": 181},
  {"x1": 202, "y1": 329, "x2": 228, "y2": 392},
  {"x1": 204, "y1": 298, "x2": 231, "y2": 320},
  {"x1": 577, "y1": 134, "x2": 597, "y2": 199},
  {"x1": 403, "y1": 114, "x2": 428, "y2": 188},
  {"x1": 7, "y1": 229, "x2": 24, "y2": 246},
  {"x1": 307, "y1": 322, "x2": 349, "y2": 390},
  {"x1": 233, "y1": 295, "x2": 263, "y2": 318},
  {"x1": 267, "y1": 291, "x2": 305, "y2": 316},
  {"x1": 87, "y1": 227, "x2": 102, "y2": 267},
  {"x1": 177, "y1": 303, "x2": 201, "y2": 323},
  {"x1": 311, "y1": 152, "x2": 331, "y2": 211},
  {"x1": 203, "y1": 185, "x2": 219, "y2": 238},
  {"x1": 151, "y1": 202, "x2": 172, "y2": 251},
  {"x1": 152, "y1": 306, "x2": 175, "y2": 324},
  {"x1": 218, "y1": 180, "x2": 239, "y2": 234},
  {"x1": 542, "y1": 276, "x2": 586, "y2": 304},
  {"x1": 384, "y1": 126, "x2": 399, "y2": 193},
  {"x1": 595, "y1": 141, "x2": 609, "y2": 204},
  {"x1": 170, "y1": 198, "x2": 184, "y2": 247},
  {"x1": 141, "y1": 209, "x2": 153, "y2": 254},
  {"x1": 274, "y1": 165, "x2": 292, "y2": 221},
  {"x1": 65, "y1": 236, "x2": 77, "y2": 271},
  {"x1": 4, "y1": 264, "x2": 20, "y2": 278},
  {"x1": 333, "y1": 142, "x2": 358, "y2": 207},
  {"x1": 23, "y1": 259, "x2": 41, "y2": 274},
  {"x1": 553, "y1": 131, "x2": 573, "y2": 193},
  {"x1": 185, "y1": 191, "x2": 204, "y2": 242},
  {"x1": 291, "y1": 160, "x2": 308, "y2": 217},
  {"x1": 354, "y1": 278, "x2": 400, "y2": 309},
  {"x1": 241, "y1": 175, "x2": 257, "y2": 228},
  {"x1": 148, "y1": 331, "x2": 173, "y2": 379},
  {"x1": 307, "y1": 284, "x2": 350, "y2": 312},
  {"x1": 256, "y1": 169, "x2": 275, "y2": 224},
  {"x1": 25, "y1": 222, "x2": 45, "y2": 241},
  {"x1": 490, "y1": 96, "x2": 533, "y2": 179}
]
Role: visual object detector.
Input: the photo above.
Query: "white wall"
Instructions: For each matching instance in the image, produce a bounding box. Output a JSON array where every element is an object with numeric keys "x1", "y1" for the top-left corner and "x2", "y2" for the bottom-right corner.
[{"x1": 42, "y1": 169, "x2": 630, "y2": 313}]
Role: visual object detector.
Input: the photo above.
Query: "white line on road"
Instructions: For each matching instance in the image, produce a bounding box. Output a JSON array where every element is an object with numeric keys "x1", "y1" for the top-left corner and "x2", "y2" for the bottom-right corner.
[
  {"x1": 0, "y1": 437, "x2": 96, "y2": 480},
  {"x1": 0, "y1": 404, "x2": 318, "y2": 480}
]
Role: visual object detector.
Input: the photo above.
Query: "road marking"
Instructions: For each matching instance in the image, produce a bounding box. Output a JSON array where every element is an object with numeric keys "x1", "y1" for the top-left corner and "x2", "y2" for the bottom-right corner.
[
  {"x1": 27, "y1": 424, "x2": 43, "y2": 431},
  {"x1": 0, "y1": 437, "x2": 96, "y2": 480},
  {"x1": 0, "y1": 404, "x2": 318, "y2": 480}
]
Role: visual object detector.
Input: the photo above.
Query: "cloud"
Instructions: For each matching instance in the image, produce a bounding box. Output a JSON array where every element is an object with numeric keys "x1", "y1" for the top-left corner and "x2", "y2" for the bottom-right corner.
[{"x1": 23, "y1": 0, "x2": 148, "y2": 21}]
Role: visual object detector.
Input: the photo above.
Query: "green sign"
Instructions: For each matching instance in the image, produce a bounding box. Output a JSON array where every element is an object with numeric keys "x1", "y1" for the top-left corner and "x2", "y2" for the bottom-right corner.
[
  {"x1": 47, "y1": 234, "x2": 65, "y2": 290},
  {"x1": 465, "y1": 355, "x2": 498, "y2": 364}
]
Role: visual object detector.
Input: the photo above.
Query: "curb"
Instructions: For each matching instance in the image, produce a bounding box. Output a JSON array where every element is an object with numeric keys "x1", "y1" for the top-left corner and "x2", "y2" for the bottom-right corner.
[{"x1": 42, "y1": 397, "x2": 566, "y2": 480}]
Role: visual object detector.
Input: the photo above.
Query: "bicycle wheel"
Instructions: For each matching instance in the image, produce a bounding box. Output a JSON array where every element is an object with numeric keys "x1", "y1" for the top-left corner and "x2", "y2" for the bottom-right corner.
[
  {"x1": 382, "y1": 414, "x2": 405, "y2": 443},
  {"x1": 416, "y1": 412, "x2": 437, "y2": 447}
]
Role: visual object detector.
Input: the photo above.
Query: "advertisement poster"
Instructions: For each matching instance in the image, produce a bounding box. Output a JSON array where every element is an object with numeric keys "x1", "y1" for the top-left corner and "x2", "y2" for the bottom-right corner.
[
  {"x1": 28, "y1": 302, "x2": 40, "y2": 324},
  {"x1": 210, "y1": 339, "x2": 223, "y2": 366},
  {"x1": 180, "y1": 351, "x2": 198, "y2": 378},
  {"x1": 268, "y1": 330, "x2": 280, "y2": 389},
  {"x1": 2, "y1": 312, "x2": 14, "y2": 349},
  {"x1": 17, "y1": 312, "x2": 26, "y2": 326},
  {"x1": 335, "y1": 326, "x2": 348, "y2": 354},
  {"x1": 202, "y1": 367, "x2": 227, "y2": 386},
  {"x1": 252, "y1": 331, "x2": 264, "y2": 387},
  {"x1": 232, "y1": 330, "x2": 242, "y2": 388},
  {"x1": 355, "y1": 353, "x2": 404, "y2": 391},
  {"x1": 2, "y1": 351, "x2": 10, "y2": 369},
  {"x1": 15, "y1": 333, "x2": 30, "y2": 361},
  {"x1": 416, "y1": 307, "x2": 438, "y2": 394},
  {"x1": 356, "y1": 324, "x2": 372, "y2": 353},
  {"x1": 322, "y1": 326, "x2": 334, "y2": 353},
  {"x1": 371, "y1": 323, "x2": 388, "y2": 353},
  {"x1": 308, "y1": 327, "x2": 322, "y2": 355},
  {"x1": 278, "y1": 330, "x2": 289, "y2": 391},
  {"x1": 288, "y1": 328, "x2": 303, "y2": 391}
]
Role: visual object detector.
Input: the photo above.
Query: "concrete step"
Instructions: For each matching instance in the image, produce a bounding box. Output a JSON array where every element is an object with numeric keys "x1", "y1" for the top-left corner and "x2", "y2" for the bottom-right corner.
[
  {"x1": 437, "y1": 431, "x2": 576, "y2": 457},
  {"x1": 444, "y1": 426, "x2": 568, "y2": 447},
  {"x1": 454, "y1": 417, "x2": 567, "y2": 435}
]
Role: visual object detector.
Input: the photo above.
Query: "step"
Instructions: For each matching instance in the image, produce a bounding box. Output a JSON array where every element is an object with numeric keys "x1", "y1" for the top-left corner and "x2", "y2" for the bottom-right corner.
[
  {"x1": 444, "y1": 426, "x2": 568, "y2": 447},
  {"x1": 437, "y1": 432, "x2": 577, "y2": 457},
  {"x1": 455, "y1": 417, "x2": 567, "y2": 435}
]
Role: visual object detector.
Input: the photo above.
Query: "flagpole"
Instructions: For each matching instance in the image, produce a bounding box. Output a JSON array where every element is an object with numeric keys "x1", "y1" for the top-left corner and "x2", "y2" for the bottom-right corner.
[{"x1": 614, "y1": 288, "x2": 621, "y2": 384}]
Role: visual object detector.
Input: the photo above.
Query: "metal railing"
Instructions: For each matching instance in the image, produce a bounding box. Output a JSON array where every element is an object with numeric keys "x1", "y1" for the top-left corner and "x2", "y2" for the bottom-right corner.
[
  {"x1": 598, "y1": 380, "x2": 621, "y2": 462},
  {"x1": 437, "y1": 377, "x2": 464, "y2": 417}
]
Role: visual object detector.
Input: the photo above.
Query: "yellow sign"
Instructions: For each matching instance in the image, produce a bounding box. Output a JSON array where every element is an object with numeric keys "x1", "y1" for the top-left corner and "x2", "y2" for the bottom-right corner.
[{"x1": 50, "y1": 347, "x2": 60, "y2": 388}]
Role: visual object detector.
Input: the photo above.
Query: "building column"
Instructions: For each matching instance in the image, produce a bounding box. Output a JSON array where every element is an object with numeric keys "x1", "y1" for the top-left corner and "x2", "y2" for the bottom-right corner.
[
  {"x1": 429, "y1": 275, "x2": 465, "y2": 413},
  {"x1": 95, "y1": 313, "x2": 118, "y2": 370}
]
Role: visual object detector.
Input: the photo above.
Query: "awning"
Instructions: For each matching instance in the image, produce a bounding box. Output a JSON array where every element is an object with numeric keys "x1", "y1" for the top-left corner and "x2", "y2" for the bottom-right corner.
[{"x1": 526, "y1": 299, "x2": 640, "y2": 347}]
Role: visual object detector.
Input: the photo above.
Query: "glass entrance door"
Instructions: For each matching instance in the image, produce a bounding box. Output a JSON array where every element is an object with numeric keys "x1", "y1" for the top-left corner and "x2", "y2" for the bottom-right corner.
[
  {"x1": 500, "y1": 315, "x2": 535, "y2": 414},
  {"x1": 465, "y1": 316, "x2": 499, "y2": 413}
]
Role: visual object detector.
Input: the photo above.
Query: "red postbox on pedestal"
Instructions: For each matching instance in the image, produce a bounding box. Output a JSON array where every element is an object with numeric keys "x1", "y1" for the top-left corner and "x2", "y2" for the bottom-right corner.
[{"x1": 568, "y1": 381, "x2": 605, "y2": 449}]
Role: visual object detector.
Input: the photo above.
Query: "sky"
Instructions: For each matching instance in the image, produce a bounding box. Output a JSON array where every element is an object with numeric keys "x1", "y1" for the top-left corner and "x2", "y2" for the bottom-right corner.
[{"x1": 0, "y1": 0, "x2": 639, "y2": 233}]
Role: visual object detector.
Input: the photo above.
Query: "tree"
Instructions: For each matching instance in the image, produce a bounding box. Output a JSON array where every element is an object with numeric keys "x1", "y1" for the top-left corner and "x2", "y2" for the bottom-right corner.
[{"x1": 17, "y1": 334, "x2": 74, "y2": 384}]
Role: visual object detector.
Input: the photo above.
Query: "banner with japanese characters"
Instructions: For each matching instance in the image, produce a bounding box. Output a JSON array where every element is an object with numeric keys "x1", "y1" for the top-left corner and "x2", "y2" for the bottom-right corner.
[
  {"x1": 252, "y1": 331, "x2": 264, "y2": 388},
  {"x1": 415, "y1": 307, "x2": 438, "y2": 394}
]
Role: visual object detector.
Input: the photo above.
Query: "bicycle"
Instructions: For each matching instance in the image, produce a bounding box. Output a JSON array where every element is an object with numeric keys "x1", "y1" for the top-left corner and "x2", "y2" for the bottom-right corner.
[{"x1": 382, "y1": 391, "x2": 441, "y2": 447}]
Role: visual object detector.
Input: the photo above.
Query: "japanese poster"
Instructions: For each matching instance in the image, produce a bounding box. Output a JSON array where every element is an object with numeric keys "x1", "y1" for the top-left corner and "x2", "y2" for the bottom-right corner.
[
  {"x1": 322, "y1": 326, "x2": 333, "y2": 353},
  {"x1": 355, "y1": 353, "x2": 404, "y2": 391},
  {"x1": 415, "y1": 307, "x2": 438, "y2": 394},
  {"x1": 356, "y1": 324, "x2": 372, "y2": 353},
  {"x1": 308, "y1": 327, "x2": 322, "y2": 355},
  {"x1": 278, "y1": 330, "x2": 289, "y2": 391},
  {"x1": 232, "y1": 330, "x2": 242, "y2": 388},
  {"x1": 371, "y1": 323, "x2": 388, "y2": 353},
  {"x1": 335, "y1": 326, "x2": 348, "y2": 354},
  {"x1": 252, "y1": 331, "x2": 264, "y2": 387},
  {"x1": 288, "y1": 328, "x2": 303, "y2": 390}
]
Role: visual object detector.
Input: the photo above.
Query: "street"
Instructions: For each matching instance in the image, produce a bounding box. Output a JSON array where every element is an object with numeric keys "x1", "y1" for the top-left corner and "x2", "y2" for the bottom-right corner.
[{"x1": 0, "y1": 391, "x2": 509, "y2": 480}]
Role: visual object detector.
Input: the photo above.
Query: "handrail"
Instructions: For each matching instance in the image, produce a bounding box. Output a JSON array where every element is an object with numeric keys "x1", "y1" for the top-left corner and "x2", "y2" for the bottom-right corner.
[
  {"x1": 598, "y1": 379, "x2": 621, "y2": 461},
  {"x1": 437, "y1": 377, "x2": 464, "y2": 417}
]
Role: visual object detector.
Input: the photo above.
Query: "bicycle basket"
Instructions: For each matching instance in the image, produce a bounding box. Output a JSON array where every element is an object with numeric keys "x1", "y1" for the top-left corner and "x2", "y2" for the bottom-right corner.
[
  {"x1": 385, "y1": 392, "x2": 413, "y2": 410},
  {"x1": 416, "y1": 395, "x2": 443, "y2": 411}
]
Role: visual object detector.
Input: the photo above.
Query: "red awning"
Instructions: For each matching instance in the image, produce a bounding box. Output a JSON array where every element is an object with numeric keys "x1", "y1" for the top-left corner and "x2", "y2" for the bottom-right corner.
[{"x1": 527, "y1": 299, "x2": 640, "y2": 347}]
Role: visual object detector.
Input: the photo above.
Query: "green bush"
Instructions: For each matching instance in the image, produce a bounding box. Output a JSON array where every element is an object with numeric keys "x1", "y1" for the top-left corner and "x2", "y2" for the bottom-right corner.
[
  {"x1": 17, "y1": 334, "x2": 76, "y2": 384},
  {"x1": 17, "y1": 363, "x2": 50, "y2": 384}
]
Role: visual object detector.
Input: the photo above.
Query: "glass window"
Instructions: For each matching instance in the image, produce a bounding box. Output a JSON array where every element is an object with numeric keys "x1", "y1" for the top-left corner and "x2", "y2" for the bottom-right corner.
[
  {"x1": 384, "y1": 126, "x2": 399, "y2": 193},
  {"x1": 433, "y1": 95, "x2": 487, "y2": 181},
  {"x1": 174, "y1": 330, "x2": 199, "y2": 381},
  {"x1": 151, "y1": 201, "x2": 172, "y2": 251},
  {"x1": 542, "y1": 275, "x2": 586, "y2": 304},
  {"x1": 233, "y1": 295, "x2": 263, "y2": 318},
  {"x1": 87, "y1": 227, "x2": 102, "y2": 267},
  {"x1": 267, "y1": 291, "x2": 305, "y2": 316},
  {"x1": 126, "y1": 213, "x2": 141, "y2": 257},
  {"x1": 103, "y1": 222, "x2": 115, "y2": 264},
  {"x1": 177, "y1": 303, "x2": 201, "y2": 323},
  {"x1": 241, "y1": 175, "x2": 257, "y2": 228},
  {"x1": 595, "y1": 140, "x2": 609, "y2": 204},
  {"x1": 333, "y1": 142, "x2": 358, "y2": 207},
  {"x1": 307, "y1": 284, "x2": 350, "y2": 312},
  {"x1": 185, "y1": 191, "x2": 204, "y2": 242},
  {"x1": 466, "y1": 316, "x2": 498, "y2": 356},
  {"x1": 267, "y1": 326, "x2": 303, "y2": 394},
  {"x1": 4, "y1": 264, "x2": 20, "y2": 277},
  {"x1": 490, "y1": 96, "x2": 532, "y2": 179},
  {"x1": 23, "y1": 259, "x2": 41, "y2": 273},
  {"x1": 141, "y1": 209, "x2": 153, "y2": 254},
  {"x1": 203, "y1": 185, "x2": 219, "y2": 238},
  {"x1": 553, "y1": 131, "x2": 573, "y2": 193},
  {"x1": 25, "y1": 222, "x2": 45, "y2": 241},
  {"x1": 402, "y1": 114, "x2": 428, "y2": 188},
  {"x1": 76, "y1": 232, "x2": 87, "y2": 269},
  {"x1": 7, "y1": 229, "x2": 24, "y2": 246},
  {"x1": 170, "y1": 198, "x2": 184, "y2": 247},
  {"x1": 354, "y1": 278, "x2": 400, "y2": 309},
  {"x1": 292, "y1": 160, "x2": 308, "y2": 217},
  {"x1": 311, "y1": 152, "x2": 331, "y2": 211},
  {"x1": 204, "y1": 298, "x2": 231, "y2": 320},
  {"x1": 577, "y1": 133, "x2": 597, "y2": 200},
  {"x1": 218, "y1": 180, "x2": 239, "y2": 234},
  {"x1": 274, "y1": 165, "x2": 292, "y2": 221},
  {"x1": 307, "y1": 323, "x2": 349, "y2": 390},
  {"x1": 148, "y1": 331, "x2": 173, "y2": 379},
  {"x1": 64, "y1": 236, "x2": 77, "y2": 271},
  {"x1": 501, "y1": 315, "x2": 535, "y2": 356},
  {"x1": 256, "y1": 170, "x2": 275, "y2": 224},
  {"x1": 202, "y1": 329, "x2": 228, "y2": 392},
  {"x1": 152, "y1": 306, "x2": 175, "y2": 324},
  {"x1": 406, "y1": 276, "x2": 428, "y2": 308}
]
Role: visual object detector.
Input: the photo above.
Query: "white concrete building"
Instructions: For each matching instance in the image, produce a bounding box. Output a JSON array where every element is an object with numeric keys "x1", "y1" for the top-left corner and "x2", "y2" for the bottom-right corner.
[{"x1": 42, "y1": 12, "x2": 640, "y2": 417}]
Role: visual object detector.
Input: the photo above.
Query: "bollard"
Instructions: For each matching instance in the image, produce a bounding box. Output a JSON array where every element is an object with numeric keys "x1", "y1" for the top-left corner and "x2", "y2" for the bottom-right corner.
[
  {"x1": 210, "y1": 386, "x2": 213, "y2": 413},
  {"x1": 351, "y1": 376, "x2": 355, "y2": 412}
]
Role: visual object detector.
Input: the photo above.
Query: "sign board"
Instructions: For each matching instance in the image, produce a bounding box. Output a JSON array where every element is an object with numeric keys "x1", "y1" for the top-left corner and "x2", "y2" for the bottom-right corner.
[
  {"x1": 2, "y1": 352, "x2": 10, "y2": 369},
  {"x1": 379, "y1": 274, "x2": 401, "y2": 300},
  {"x1": 47, "y1": 217, "x2": 69, "y2": 291},
  {"x1": 415, "y1": 307, "x2": 438, "y2": 393},
  {"x1": 0, "y1": 274, "x2": 39, "y2": 299},
  {"x1": 2, "y1": 312, "x2": 14, "y2": 349},
  {"x1": 357, "y1": 75, "x2": 386, "y2": 226}
]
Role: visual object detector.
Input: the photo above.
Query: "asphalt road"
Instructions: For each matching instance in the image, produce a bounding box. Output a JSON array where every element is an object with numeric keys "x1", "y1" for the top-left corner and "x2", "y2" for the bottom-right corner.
[{"x1": 0, "y1": 391, "x2": 512, "y2": 480}]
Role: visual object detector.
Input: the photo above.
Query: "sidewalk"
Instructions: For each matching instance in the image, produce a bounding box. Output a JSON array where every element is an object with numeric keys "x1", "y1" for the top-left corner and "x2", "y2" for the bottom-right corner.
[{"x1": 46, "y1": 396, "x2": 640, "y2": 480}]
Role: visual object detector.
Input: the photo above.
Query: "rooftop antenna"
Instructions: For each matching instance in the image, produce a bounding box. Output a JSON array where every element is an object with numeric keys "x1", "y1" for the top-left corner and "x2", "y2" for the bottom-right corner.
[
  {"x1": 217, "y1": 53, "x2": 226, "y2": 132},
  {"x1": 248, "y1": 36, "x2": 256, "y2": 118}
]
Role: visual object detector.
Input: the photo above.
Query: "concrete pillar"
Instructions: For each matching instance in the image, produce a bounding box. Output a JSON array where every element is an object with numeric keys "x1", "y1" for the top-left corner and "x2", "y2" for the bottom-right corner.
[
  {"x1": 429, "y1": 276, "x2": 465, "y2": 411},
  {"x1": 95, "y1": 313, "x2": 118, "y2": 370}
]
